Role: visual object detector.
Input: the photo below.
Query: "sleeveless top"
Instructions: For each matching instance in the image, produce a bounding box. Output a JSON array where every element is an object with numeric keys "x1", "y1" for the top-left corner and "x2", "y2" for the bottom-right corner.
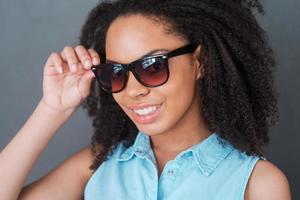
[{"x1": 84, "y1": 131, "x2": 266, "y2": 200}]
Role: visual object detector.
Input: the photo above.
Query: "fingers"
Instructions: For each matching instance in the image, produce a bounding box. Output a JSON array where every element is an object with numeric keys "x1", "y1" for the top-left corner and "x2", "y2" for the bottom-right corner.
[
  {"x1": 74, "y1": 46, "x2": 101, "y2": 69},
  {"x1": 61, "y1": 46, "x2": 80, "y2": 73},
  {"x1": 75, "y1": 45, "x2": 93, "y2": 70},
  {"x1": 78, "y1": 70, "x2": 96, "y2": 98},
  {"x1": 88, "y1": 48, "x2": 100, "y2": 65},
  {"x1": 44, "y1": 52, "x2": 64, "y2": 75},
  {"x1": 44, "y1": 45, "x2": 100, "y2": 76},
  {"x1": 62, "y1": 45, "x2": 101, "y2": 72}
]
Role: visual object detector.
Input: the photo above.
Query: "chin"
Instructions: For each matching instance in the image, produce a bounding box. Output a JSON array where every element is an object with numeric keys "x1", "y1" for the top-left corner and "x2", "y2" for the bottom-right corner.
[{"x1": 134, "y1": 121, "x2": 170, "y2": 137}]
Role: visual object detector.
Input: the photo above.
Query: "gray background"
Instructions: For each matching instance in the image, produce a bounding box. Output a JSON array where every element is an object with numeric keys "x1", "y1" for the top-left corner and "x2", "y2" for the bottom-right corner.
[{"x1": 0, "y1": 0, "x2": 299, "y2": 198}]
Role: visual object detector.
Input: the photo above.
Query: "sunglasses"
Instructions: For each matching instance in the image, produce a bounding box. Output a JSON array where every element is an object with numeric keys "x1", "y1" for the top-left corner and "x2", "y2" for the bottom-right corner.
[{"x1": 91, "y1": 43, "x2": 197, "y2": 93}]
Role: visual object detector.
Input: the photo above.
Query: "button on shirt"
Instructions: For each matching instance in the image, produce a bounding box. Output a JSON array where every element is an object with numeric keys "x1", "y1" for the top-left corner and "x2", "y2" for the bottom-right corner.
[{"x1": 84, "y1": 132, "x2": 266, "y2": 200}]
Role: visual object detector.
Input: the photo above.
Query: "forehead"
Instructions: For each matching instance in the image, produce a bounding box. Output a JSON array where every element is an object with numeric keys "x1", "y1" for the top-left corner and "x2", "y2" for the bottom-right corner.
[
  {"x1": 105, "y1": 48, "x2": 169, "y2": 64},
  {"x1": 105, "y1": 14, "x2": 186, "y2": 63}
]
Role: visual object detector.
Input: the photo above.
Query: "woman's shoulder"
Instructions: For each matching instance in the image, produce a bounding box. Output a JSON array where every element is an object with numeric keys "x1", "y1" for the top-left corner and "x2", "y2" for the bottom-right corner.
[
  {"x1": 244, "y1": 159, "x2": 291, "y2": 200},
  {"x1": 65, "y1": 144, "x2": 97, "y2": 181},
  {"x1": 63, "y1": 143, "x2": 105, "y2": 181},
  {"x1": 19, "y1": 144, "x2": 99, "y2": 199},
  {"x1": 80, "y1": 141, "x2": 126, "y2": 175}
]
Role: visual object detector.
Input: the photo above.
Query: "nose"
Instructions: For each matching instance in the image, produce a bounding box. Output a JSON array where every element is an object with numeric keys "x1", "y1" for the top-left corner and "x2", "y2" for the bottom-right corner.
[{"x1": 124, "y1": 72, "x2": 150, "y2": 97}]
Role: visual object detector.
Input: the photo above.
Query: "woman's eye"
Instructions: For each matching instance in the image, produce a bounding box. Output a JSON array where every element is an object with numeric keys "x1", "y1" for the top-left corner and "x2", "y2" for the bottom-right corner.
[
  {"x1": 147, "y1": 63, "x2": 163, "y2": 72},
  {"x1": 142, "y1": 58, "x2": 163, "y2": 72}
]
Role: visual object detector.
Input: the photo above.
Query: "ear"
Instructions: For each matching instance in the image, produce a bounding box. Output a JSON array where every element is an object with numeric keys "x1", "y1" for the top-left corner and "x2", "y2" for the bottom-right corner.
[{"x1": 192, "y1": 45, "x2": 205, "y2": 80}]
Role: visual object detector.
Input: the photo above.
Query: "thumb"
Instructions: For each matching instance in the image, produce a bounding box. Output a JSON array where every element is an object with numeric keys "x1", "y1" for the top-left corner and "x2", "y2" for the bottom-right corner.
[{"x1": 78, "y1": 70, "x2": 96, "y2": 98}]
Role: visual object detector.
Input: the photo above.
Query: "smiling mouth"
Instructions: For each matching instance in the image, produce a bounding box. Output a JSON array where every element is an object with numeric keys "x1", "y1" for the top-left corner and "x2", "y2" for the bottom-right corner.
[
  {"x1": 128, "y1": 103, "x2": 163, "y2": 124},
  {"x1": 131, "y1": 104, "x2": 161, "y2": 116}
]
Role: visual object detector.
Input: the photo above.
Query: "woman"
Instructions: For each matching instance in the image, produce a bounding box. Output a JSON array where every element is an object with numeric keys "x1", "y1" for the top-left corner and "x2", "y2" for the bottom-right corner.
[{"x1": 0, "y1": 0, "x2": 291, "y2": 199}]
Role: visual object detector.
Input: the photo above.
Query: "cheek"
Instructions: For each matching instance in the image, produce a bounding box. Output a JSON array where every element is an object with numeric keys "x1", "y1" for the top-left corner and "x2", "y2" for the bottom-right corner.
[
  {"x1": 162, "y1": 59, "x2": 196, "y2": 98},
  {"x1": 112, "y1": 93, "x2": 119, "y2": 104},
  {"x1": 156, "y1": 60, "x2": 197, "y2": 115},
  {"x1": 112, "y1": 94, "x2": 134, "y2": 124},
  {"x1": 111, "y1": 59, "x2": 198, "y2": 134},
  {"x1": 112, "y1": 94, "x2": 125, "y2": 111}
]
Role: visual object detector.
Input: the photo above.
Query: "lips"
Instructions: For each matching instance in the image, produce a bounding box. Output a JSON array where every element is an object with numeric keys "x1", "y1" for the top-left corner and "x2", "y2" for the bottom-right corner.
[{"x1": 127, "y1": 103, "x2": 163, "y2": 124}]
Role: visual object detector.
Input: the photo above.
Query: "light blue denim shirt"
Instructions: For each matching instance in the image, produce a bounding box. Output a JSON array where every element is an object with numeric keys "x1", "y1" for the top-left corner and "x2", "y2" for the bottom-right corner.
[{"x1": 84, "y1": 131, "x2": 266, "y2": 200}]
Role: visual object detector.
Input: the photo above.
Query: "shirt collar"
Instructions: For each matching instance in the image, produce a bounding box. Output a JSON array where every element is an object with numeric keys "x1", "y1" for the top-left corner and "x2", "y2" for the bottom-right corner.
[{"x1": 116, "y1": 131, "x2": 234, "y2": 176}]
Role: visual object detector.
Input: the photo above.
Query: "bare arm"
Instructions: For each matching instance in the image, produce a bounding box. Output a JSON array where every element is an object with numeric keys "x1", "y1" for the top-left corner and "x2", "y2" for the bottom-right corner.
[
  {"x1": 0, "y1": 99, "x2": 75, "y2": 200},
  {"x1": 18, "y1": 145, "x2": 95, "y2": 200},
  {"x1": 244, "y1": 160, "x2": 292, "y2": 200},
  {"x1": 0, "y1": 45, "x2": 99, "y2": 200}
]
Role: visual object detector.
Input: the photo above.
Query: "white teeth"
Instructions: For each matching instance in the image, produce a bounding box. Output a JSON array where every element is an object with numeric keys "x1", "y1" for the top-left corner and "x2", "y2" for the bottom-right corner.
[{"x1": 133, "y1": 106, "x2": 158, "y2": 116}]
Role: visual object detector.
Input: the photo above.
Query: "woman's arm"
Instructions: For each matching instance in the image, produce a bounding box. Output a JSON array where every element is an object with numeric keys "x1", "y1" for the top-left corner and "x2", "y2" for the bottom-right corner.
[
  {"x1": 244, "y1": 160, "x2": 292, "y2": 200},
  {"x1": 0, "y1": 45, "x2": 99, "y2": 200},
  {"x1": 18, "y1": 144, "x2": 95, "y2": 200},
  {"x1": 0, "y1": 98, "x2": 76, "y2": 200}
]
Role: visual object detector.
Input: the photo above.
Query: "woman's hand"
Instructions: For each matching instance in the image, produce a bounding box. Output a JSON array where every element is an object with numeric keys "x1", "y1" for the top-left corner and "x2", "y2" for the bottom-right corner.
[{"x1": 42, "y1": 45, "x2": 99, "y2": 113}]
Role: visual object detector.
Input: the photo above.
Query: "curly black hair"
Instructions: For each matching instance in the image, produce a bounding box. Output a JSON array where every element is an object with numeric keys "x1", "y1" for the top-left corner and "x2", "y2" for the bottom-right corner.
[{"x1": 78, "y1": 0, "x2": 279, "y2": 173}]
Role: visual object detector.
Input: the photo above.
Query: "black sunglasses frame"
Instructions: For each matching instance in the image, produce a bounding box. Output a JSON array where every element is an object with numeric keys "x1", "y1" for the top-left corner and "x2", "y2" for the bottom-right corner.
[{"x1": 91, "y1": 43, "x2": 198, "y2": 93}]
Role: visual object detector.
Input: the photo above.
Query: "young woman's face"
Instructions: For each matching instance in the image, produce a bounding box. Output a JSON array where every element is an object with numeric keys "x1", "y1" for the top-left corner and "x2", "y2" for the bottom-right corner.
[{"x1": 106, "y1": 14, "x2": 203, "y2": 136}]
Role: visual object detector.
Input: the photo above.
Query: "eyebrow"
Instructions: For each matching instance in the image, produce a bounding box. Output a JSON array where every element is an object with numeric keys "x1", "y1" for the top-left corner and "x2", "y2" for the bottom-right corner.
[{"x1": 105, "y1": 48, "x2": 169, "y2": 64}]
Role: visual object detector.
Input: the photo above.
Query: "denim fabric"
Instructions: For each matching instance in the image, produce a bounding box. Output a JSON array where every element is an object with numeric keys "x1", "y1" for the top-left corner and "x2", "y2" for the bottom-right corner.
[{"x1": 84, "y1": 131, "x2": 265, "y2": 200}]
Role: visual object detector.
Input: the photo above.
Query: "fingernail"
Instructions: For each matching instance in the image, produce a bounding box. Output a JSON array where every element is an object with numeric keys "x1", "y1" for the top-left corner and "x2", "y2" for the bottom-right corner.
[
  {"x1": 71, "y1": 64, "x2": 77, "y2": 72},
  {"x1": 84, "y1": 60, "x2": 92, "y2": 68},
  {"x1": 57, "y1": 66, "x2": 63, "y2": 74},
  {"x1": 92, "y1": 57, "x2": 99, "y2": 65}
]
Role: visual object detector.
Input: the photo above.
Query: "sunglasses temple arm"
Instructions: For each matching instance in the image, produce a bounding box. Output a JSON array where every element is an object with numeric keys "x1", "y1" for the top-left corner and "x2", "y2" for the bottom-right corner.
[{"x1": 167, "y1": 43, "x2": 198, "y2": 58}]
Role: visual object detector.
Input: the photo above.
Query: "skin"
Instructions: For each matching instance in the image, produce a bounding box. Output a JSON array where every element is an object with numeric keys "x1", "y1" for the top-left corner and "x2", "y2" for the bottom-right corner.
[
  {"x1": 107, "y1": 15, "x2": 212, "y2": 174},
  {"x1": 0, "y1": 14, "x2": 291, "y2": 200},
  {"x1": 106, "y1": 14, "x2": 291, "y2": 199}
]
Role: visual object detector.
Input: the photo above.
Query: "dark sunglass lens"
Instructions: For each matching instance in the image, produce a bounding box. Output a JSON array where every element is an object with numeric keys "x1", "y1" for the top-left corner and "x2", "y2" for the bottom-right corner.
[
  {"x1": 135, "y1": 57, "x2": 168, "y2": 86},
  {"x1": 95, "y1": 64, "x2": 126, "y2": 92}
]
